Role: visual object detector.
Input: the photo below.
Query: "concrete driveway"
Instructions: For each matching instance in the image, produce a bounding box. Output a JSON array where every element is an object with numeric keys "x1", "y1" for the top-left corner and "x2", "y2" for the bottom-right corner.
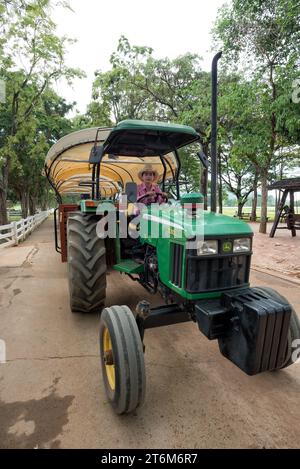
[{"x1": 0, "y1": 217, "x2": 300, "y2": 449}]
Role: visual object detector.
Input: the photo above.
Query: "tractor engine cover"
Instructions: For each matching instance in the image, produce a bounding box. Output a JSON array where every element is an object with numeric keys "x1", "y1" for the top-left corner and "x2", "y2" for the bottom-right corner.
[{"x1": 218, "y1": 288, "x2": 292, "y2": 375}]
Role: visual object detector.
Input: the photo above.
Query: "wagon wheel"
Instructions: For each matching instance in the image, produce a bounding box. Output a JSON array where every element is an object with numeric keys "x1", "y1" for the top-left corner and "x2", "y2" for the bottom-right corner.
[{"x1": 99, "y1": 305, "x2": 146, "y2": 414}]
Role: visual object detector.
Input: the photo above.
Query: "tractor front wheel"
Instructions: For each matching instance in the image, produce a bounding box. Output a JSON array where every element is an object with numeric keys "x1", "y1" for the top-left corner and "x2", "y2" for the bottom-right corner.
[
  {"x1": 99, "y1": 305, "x2": 146, "y2": 414},
  {"x1": 67, "y1": 212, "x2": 106, "y2": 313}
]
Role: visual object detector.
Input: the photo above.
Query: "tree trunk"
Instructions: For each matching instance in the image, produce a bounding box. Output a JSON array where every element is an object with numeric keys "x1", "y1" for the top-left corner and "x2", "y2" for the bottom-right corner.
[
  {"x1": 40, "y1": 187, "x2": 48, "y2": 211},
  {"x1": 218, "y1": 185, "x2": 223, "y2": 214},
  {"x1": 251, "y1": 177, "x2": 258, "y2": 221},
  {"x1": 20, "y1": 192, "x2": 29, "y2": 219},
  {"x1": 259, "y1": 171, "x2": 268, "y2": 234},
  {"x1": 0, "y1": 160, "x2": 10, "y2": 225},
  {"x1": 261, "y1": 63, "x2": 276, "y2": 234},
  {"x1": 40, "y1": 189, "x2": 49, "y2": 211},
  {"x1": 237, "y1": 199, "x2": 245, "y2": 217},
  {"x1": 0, "y1": 189, "x2": 8, "y2": 225},
  {"x1": 236, "y1": 177, "x2": 243, "y2": 217},
  {"x1": 29, "y1": 195, "x2": 36, "y2": 215}
]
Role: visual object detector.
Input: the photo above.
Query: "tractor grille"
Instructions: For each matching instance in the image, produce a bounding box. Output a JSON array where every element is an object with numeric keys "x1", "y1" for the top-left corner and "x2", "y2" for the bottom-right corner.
[
  {"x1": 170, "y1": 243, "x2": 184, "y2": 288},
  {"x1": 185, "y1": 253, "x2": 251, "y2": 293}
]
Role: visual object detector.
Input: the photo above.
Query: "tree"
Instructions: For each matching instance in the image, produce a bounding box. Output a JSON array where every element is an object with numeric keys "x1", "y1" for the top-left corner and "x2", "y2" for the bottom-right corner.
[
  {"x1": 8, "y1": 86, "x2": 75, "y2": 217},
  {"x1": 88, "y1": 37, "x2": 154, "y2": 125},
  {"x1": 217, "y1": 75, "x2": 263, "y2": 216},
  {"x1": 36, "y1": 87, "x2": 75, "y2": 145},
  {"x1": 89, "y1": 36, "x2": 212, "y2": 199},
  {"x1": 0, "y1": 0, "x2": 82, "y2": 224},
  {"x1": 214, "y1": 0, "x2": 300, "y2": 233},
  {"x1": 8, "y1": 117, "x2": 49, "y2": 217},
  {"x1": 220, "y1": 151, "x2": 257, "y2": 217}
]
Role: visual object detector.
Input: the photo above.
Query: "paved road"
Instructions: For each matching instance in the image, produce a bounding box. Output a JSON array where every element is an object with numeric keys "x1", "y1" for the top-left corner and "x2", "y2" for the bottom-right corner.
[{"x1": 0, "y1": 217, "x2": 300, "y2": 449}]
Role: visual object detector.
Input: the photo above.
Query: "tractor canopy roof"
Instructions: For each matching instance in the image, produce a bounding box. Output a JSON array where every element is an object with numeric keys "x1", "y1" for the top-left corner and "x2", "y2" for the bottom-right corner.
[
  {"x1": 103, "y1": 120, "x2": 200, "y2": 157},
  {"x1": 44, "y1": 120, "x2": 199, "y2": 198}
]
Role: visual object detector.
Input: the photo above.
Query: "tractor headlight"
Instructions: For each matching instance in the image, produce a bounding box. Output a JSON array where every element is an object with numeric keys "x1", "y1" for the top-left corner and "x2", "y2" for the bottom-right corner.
[
  {"x1": 197, "y1": 240, "x2": 218, "y2": 256},
  {"x1": 233, "y1": 238, "x2": 251, "y2": 253}
]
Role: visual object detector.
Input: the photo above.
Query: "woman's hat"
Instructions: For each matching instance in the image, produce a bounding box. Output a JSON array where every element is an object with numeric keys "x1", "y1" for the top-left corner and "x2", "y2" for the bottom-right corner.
[{"x1": 138, "y1": 163, "x2": 159, "y2": 181}]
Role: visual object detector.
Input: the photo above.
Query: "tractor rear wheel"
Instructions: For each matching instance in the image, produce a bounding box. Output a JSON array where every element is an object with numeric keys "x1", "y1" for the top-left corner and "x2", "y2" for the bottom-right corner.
[
  {"x1": 254, "y1": 287, "x2": 300, "y2": 369},
  {"x1": 67, "y1": 212, "x2": 106, "y2": 313},
  {"x1": 99, "y1": 305, "x2": 146, "y2": 414}
]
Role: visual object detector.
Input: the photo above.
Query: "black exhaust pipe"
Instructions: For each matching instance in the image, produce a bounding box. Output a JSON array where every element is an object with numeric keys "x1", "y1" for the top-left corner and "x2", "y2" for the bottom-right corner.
[{"x1": 210, "y1": 51, "x2": 222, "y2": 213}]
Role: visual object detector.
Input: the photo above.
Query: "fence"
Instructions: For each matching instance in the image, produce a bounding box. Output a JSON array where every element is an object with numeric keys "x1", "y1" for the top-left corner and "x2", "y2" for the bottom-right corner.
[
  {"x1": 8, "y1": 210, "x2": 22, "y2": 218},
  {"x1": 0, "y1": 210, "x2": 51, "y2": 249}
]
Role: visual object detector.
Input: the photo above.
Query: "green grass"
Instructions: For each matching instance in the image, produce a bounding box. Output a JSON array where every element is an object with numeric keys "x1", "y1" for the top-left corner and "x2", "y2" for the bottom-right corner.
[{"x1": 222, "y1": 207, "x2": 276, "y2": 222}]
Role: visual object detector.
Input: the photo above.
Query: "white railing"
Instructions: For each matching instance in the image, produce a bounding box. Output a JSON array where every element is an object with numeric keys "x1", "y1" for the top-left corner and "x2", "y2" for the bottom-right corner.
[{"x1": 0, "y1": 210, "x2": 51, "y2": 249}]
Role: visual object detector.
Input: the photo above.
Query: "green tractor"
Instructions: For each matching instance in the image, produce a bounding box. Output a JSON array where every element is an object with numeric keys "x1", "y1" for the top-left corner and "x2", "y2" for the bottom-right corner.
[{"x1": 45, "y1": 57, "x2": 300, "y2": 415}]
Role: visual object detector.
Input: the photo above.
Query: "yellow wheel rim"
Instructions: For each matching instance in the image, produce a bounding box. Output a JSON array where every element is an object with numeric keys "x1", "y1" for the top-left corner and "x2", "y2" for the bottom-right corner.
[{"x1": 103, "y1": 327, "x2": 115, "y2": 390}]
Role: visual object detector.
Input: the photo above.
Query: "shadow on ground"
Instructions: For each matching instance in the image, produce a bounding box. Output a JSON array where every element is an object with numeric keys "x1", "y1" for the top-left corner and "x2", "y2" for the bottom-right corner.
[{"x1": 0, "y1": 378, "x2": 74, "y2": 449}]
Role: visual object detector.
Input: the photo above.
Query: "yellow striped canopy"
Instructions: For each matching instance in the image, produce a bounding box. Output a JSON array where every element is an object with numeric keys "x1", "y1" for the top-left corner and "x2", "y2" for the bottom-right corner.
[{"x1": 44, "y1": 127, "x2": 178, "y2": 198}]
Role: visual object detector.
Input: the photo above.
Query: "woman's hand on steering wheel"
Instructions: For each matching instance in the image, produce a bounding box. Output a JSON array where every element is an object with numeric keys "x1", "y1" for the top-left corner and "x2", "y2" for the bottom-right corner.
[
  {"x1": 137, "y1": 191, "x2": 168, "y2": 204},
  {"x1": 137, "y1": 192, "x2": 159, "y2": 203}
]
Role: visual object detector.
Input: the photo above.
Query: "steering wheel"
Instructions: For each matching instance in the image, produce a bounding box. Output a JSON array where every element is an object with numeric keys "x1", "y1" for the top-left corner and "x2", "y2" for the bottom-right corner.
[{"x1": 137, "y1": 192, "x2": 168, "y2": 203}]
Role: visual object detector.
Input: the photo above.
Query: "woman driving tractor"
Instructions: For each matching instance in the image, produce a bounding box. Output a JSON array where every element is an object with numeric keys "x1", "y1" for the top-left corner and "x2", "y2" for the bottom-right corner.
[{"x1": 137, "y1": 163, "x2": 168, "y2": 205}]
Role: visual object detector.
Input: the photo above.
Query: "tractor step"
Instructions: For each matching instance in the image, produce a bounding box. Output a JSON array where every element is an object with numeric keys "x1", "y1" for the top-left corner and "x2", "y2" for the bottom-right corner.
[{"x1": 113, "y1": 260, "x2": 144, "y2": 274}]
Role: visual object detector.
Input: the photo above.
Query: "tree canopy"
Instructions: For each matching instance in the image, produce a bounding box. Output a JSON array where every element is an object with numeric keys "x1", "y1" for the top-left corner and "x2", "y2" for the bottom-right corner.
[
  {"x1": 0, "y1": 0, "x2": 82, "y2": 223},
  {"x1": 0, "y1": 1, "x2": 299, "y2": 229},
  {"x1": 213, "y1": 0, "x2": 300, "y2": 231}
]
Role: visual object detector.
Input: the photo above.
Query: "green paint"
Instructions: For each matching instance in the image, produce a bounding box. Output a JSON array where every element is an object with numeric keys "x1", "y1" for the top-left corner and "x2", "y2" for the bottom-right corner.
[
  {"x1": 109, "y1": 119, "x2": 199, "y2": 137},
  {"x1": 78, "y1": 188, "x2": 253, "y2": 301},
  {"x1": 113, "y1": 259, "x2": 144, "y2": 274},
  {"x1": 137, "y1": 200, "x2": 253, "y2": 297},
  {"x1": 180, "y1": 192, "x2": 204, "y2": 205},
  {"x1": 138, "y1": 202, "x2": 252, "y2": 242},
  {"x1": 104, "y1": 120, "x2": 200, "y2": 156}
]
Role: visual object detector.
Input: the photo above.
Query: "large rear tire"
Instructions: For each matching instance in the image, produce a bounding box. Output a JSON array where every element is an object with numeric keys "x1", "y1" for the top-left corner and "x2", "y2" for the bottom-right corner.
[
  {"x1": 67, "y1": 212, "x2": 106, "y2": 313},
  {"x1": 254, "y1": 287, "x2": 300, "y2": 369},
  {"x1": 99, "y1": 305, "x2": 146, "y2": 414}
]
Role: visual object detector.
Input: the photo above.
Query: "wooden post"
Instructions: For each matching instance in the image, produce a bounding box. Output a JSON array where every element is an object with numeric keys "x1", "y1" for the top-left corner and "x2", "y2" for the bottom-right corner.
[
  {"x1": 21, "y1": 219, "x2": 25, "y2": 240},
  {"x1": 270, "y1": 189, "x2": 288, "y2": 238},
  {"x1": 12, "y1": 221, "x2": 18, "y2": 245},
  {"x1": 290, "y1": 190, "x2": 296, "y2": 237}
]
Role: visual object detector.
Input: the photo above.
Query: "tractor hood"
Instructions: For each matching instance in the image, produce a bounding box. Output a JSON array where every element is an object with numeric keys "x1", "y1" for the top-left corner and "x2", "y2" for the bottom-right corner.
[
  {"x1": 200, "y1": 211, "x2": 253, "y2": 237},
  {"x1": 140, "y1": 203, "x2": 253, "y2": 241}
]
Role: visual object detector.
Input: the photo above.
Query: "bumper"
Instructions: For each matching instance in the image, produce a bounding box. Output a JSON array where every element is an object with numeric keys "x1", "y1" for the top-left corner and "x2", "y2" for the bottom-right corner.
[{"x1": 195, "y1": 287, "x2": 291, "y2": 375}]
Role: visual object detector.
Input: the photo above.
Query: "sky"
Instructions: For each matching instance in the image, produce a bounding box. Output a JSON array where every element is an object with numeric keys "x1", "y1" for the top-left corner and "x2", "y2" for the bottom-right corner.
[{"x1": 52, "y1": 0, "x2": 226, "y2": 115}]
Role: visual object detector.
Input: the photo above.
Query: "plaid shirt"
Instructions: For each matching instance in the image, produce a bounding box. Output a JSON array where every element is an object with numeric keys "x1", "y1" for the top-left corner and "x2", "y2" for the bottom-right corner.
[{"x1": 137, "y1": 183, "x2": 164, "y2": 205}]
